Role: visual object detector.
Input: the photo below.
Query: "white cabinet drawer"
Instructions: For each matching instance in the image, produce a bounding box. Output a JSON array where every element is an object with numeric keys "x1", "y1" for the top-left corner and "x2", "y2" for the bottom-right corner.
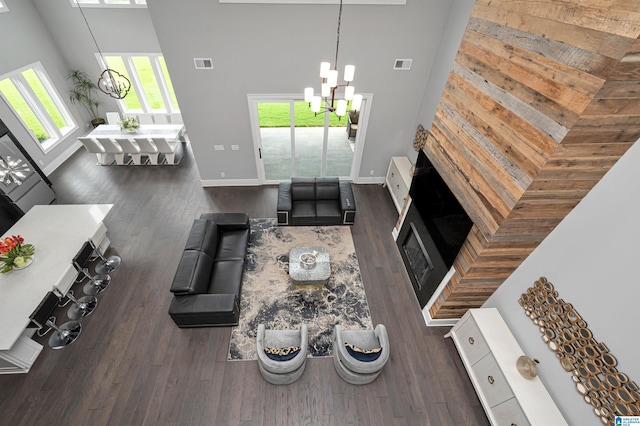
[
  {"x1": 386, "y1": 157, "x2": 412, "y2": 213},
  {"x1": 472, "y1": 354, "x2": 514, "y2": 407},
  {"x1": 455, "y1": 316, "x2": 490, "y2": 365},
  {"x1": 492, "y1": 398, "x2": 530, "y2": 426}
]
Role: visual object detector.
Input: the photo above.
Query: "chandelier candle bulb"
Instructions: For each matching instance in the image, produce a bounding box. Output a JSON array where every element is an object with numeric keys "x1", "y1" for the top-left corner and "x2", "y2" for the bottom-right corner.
[
  {"x1": 320, "y1": 62, "x2": 331, "y2": 78},
  {"x1": 311, "y1": 96, "x2": 322, "y2": 112},
  {"x1": 345, "y1": 86, "x2": 355, "y2": 100},
  {"x1": 321, "y1": 83, "x2": 331, "y2": 97},
  {"x1": 352, "y1": 94, "x2": 363, "y2": 111},
  {"x1": 327, "y1": 70, "x2": 338, "y2": 88},
  {"x1": 336, "y1": 99, "x2": 347, "y2": 116},
  {"x1": 304, "y1": 87, "x2": 314, "y2": 102},
  {"x1": 344, "y1": 65, "x2": 355, "y2": 82}
]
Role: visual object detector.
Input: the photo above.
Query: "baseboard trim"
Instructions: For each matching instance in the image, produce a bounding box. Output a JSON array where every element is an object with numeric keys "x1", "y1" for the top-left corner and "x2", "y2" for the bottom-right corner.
[
  {"x1": 201, "y1": 179, "x2": 261, "y2": 187},
  {"x1": 422, "y1": 310, "x2": 458, "y2": 327},
  {"x1": 42, "y1": 141, "x2": 83, "y2": 175},
  {"x1": 353, "y1": 176, "x2": 385, "y2": 184}
]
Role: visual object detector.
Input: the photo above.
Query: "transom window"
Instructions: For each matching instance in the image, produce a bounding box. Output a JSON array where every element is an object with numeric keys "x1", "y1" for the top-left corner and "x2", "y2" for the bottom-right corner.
[
  {"x1": 0, "y1": 63, "x2": 77, "y2": 152},
  {"x1": 71, "y1": 0, "x2": 146, "y2": 7},
  {"x1": 99, "y1": 54, "x2": 179, "y2": 114}
]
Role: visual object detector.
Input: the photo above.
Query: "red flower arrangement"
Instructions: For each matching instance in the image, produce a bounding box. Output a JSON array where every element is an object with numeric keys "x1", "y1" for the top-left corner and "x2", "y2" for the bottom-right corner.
[{"x1": 0, "y1": 235, "x2": 35, "y2": 273}]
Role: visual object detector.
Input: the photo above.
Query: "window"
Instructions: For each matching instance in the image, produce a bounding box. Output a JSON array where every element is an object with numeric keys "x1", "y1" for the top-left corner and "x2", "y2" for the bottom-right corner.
[
  {"x1": 72, "y1": 0, "x2": 146, "y2": 7},
  {"x1": 99, "y1": 54, "x2": 180, "y2": 114},
  {"x1": 0, "y1": 63, "x2": 77, "y2": 152},
  {"x1": 0, "y1": 1, "x2": 8, "y2": 12}
]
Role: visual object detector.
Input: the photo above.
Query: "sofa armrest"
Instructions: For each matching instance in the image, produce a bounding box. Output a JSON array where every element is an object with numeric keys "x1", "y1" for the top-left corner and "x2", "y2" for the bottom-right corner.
[
  {"x1": 339, "y1": 182, "x2": 356, "y2": 225},
  {"x1": 277, "y1": 182, "x2": 292, "y2": 225},
  {"x1": 168, "y1": 293, "x2": 240, "y2": 327},
  {"x1": 199, "y1": 213, "x2": 250, "y2": 231}
]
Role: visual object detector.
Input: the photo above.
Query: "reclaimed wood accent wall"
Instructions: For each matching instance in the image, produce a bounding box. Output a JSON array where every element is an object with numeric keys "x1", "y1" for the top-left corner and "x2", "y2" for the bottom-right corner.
[{"x1": 423, "y1": 0, "x2": 640, "y2": 319}]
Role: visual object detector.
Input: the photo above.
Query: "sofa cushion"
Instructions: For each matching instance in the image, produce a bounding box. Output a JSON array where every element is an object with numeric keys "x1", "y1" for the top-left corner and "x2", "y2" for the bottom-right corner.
[
  {"x1": 216, "y1": 229, "x2": 250, "y2": 261},
  {"x1": 209, "y1": 259, "x2": 245, "y2": 295},
  {"x1": 184, "y1": 219, "x2": 218, "y2": 258},
  {"x1": 315, "y1": 200, "x2": 342, "y2": 222},
  {"x1": 291, "y1": 201, "x2": 317, "y2": 225},
  {"x1": 291, "y1": 177, "x2": 316, "y2": 201},
  {"x1": 170, "y1": 250, "x2": 214, "y2": 295},
  {"x1": 315, "y1": 177, "x2": 340, "y2": 200}
]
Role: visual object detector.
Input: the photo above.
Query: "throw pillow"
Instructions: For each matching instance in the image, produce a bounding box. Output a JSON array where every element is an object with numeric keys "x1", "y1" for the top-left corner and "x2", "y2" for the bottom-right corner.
[
  {"x1": 345, "y1": 342, "x2": 382, "y2": 362},
  {"x1": 264, "y1": 345, "x2": 301, "y2": 361}
]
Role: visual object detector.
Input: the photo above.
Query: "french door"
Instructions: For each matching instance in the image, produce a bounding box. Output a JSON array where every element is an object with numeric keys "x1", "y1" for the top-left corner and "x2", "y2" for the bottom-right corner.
[{"x1": 248, "y1": 94, "x2": 366, "y2": 183}]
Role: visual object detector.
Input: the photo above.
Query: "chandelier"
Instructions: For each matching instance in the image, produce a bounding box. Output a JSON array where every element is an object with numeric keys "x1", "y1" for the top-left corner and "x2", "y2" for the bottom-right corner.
[
  {"x1": 77, "y1": 3, "x2": 131, "y2": 100},
  {"x1": 304, "y1": 0, "x2": 362, "y2": 118}
]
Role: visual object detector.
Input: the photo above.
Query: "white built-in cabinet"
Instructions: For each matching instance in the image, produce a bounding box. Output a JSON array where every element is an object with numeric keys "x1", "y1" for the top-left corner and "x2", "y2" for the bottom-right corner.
[
  {"x1": 385, "y1": 156, "x2": 413, "y2": 213},
  {"x1": 445, "y1": 308, "x2": 567, "y2": 426}
]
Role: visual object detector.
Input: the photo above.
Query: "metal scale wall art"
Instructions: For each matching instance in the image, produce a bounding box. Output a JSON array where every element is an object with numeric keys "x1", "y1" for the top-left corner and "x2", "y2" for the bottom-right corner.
[{"x1": 519, "y1": 277, "x2": 640, "y2": 424}]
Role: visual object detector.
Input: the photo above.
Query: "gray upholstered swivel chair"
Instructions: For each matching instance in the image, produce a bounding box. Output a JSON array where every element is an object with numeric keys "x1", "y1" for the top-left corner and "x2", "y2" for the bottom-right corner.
[
  {"x1": 256, "y1": 323, "x2": 308, "y2": 385},
  {"x1": 333, "y1": 324, "x2": 390, "y2": 385},
  {"x1": 28, "y1": 291, "x2": 82, "y2": 349}
]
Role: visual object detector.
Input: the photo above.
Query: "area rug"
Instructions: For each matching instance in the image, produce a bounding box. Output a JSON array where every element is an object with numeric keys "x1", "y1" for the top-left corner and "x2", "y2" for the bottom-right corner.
[{"x1": 228, "y1": 218, "x2": 373, "y2": 361}]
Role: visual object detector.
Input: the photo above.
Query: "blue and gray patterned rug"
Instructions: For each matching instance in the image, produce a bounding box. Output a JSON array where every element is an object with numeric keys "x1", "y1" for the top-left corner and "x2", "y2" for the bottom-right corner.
[{"x1": 228, "y1": 219, "x2": 373, "y2": 361}]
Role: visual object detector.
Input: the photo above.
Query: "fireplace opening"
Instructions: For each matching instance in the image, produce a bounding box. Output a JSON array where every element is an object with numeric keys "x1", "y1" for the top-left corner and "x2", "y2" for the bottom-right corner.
[{"x1": 402, "y1": 222, "x2": 434, "y2": 290}]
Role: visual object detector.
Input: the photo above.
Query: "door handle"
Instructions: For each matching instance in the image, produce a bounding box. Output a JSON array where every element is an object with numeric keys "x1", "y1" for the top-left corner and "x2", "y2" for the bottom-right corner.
[{"x1": 259, "y1": 148, "x2": 262, "y2": 159}]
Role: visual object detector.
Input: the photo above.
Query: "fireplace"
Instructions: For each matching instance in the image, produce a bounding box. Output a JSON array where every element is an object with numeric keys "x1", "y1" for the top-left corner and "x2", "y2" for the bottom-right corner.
[{"x1": 397, "y1": 150, "x2": 473, "y2": 308}]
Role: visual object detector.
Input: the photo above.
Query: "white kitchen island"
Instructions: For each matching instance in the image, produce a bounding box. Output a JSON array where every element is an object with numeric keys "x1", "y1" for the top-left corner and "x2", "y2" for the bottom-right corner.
[{"x1": 0, "y1": 204, "x2": 113, "y2": 373}]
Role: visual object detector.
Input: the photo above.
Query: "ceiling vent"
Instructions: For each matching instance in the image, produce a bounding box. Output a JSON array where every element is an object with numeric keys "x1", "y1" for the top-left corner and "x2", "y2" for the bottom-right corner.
[
  {"x1": 194, "y1": 58, "x2": 214, "y2": 70},
  {"x1": 393, "y1": 59, "x2": 412, "y2": 70}
]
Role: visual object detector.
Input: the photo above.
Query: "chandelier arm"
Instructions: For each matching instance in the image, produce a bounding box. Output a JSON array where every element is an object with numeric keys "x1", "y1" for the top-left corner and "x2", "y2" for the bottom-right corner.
[{"x1": 334, "y1": 0, "x2": 343, "y2": 70}]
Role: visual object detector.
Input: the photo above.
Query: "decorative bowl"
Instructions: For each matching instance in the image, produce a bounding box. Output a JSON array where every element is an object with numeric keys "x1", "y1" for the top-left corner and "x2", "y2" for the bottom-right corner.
[{"x1": 299, "y1": 251, "x2": 317, "y2": 269}]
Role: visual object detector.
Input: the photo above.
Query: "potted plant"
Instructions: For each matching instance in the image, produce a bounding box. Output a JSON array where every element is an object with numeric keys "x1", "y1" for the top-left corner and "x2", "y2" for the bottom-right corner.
[{"x1": 66, "y1": 70, "x2": 105, "y2": 127}]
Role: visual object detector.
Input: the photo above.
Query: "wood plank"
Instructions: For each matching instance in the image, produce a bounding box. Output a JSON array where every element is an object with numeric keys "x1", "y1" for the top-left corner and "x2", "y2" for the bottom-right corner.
[
  {"x1": 471, "y1": 4, "x2": 636, "y2": 59},
  {"x1": 452, "y1": 62, "x2": 569, "y2": 142},
  {"x1": 459, "y1": 32, "x2": 595, "y2": 112},
  {"x1": 467, "y1": 17, "x2": 617, "y2": 81},
  {"x1": 473, "y1": 0, "x2": 640, "y2": 39}
]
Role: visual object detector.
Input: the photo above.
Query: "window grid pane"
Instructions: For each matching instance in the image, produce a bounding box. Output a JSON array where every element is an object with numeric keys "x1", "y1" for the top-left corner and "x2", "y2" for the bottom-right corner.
[
  {"x1": 0, "y1": 78, "x2": 50, "y2": 142},
  {"x1": 159, "y1": 57, "x2": 179, "y2": 111},
  {"x1": 132, "y1": 56, "x2": 166, "y2": 111},
  {"x1": 22, "y1": 69, "x2": 69, "y2": 131}
]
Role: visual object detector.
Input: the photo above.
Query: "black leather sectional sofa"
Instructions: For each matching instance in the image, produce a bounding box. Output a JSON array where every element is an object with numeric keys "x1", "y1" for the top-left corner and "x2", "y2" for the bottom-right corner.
[
  {"x1": 277, "y1": 177, "x2": 356, "y2": 226},
  {"x1": 168, "y1": 213, "x2": 249, "y2": 327}
]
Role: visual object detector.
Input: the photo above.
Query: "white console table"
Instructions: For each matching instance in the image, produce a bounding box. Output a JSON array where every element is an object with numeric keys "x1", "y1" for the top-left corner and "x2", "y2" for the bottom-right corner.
[
  {"x1": 445, "y1": 308, "x2": 567, "y2": 426},
  {"x1": 0, "y1": 204, "x2": 113, "y2": 373},
  {"x1": 385, "y1": 156, "x2": 413, "y2": 214}
]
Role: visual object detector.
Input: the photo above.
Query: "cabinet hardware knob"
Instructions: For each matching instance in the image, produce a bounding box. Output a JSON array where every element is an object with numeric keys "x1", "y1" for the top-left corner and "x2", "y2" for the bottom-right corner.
[
  {"x1": 391, "y1": 172, "x2": 395, "y2": 177},
  {"x1": 512, "y1": 424, "x2": 517, "y2": 426},
  {"x1": 468, "y1": 337, "x2": 474, "y2": 344},
  {"x1": 488, "y1": 376, "x2": 495, "y2": 384},
  {"x1": 396, "y1": 184, "x2": 400, "y2": 189}
]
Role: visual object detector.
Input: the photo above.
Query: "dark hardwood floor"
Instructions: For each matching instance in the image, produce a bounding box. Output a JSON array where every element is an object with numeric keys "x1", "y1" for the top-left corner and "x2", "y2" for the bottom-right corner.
[{"x1": 0, "y1": 145, "x2": 489, "y2": 426}]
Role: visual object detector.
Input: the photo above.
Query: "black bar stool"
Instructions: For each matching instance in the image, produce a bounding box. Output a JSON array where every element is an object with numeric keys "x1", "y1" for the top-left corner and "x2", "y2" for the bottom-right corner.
[
  {"x1": 28, "y1": 291, "x2": 82, "y2": 350},
  {"x1": 74, "y1": 241, "x2": 111, "y2": 296}
]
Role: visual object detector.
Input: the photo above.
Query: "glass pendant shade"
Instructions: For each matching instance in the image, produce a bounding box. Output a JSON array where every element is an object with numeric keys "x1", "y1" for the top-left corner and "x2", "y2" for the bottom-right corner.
[
  {"x1": 344, "y1": 86, "x2": 355, "y2": 100},
  {"x1": 336, "y1": 99, "x2": 347, "y2": 117},
  {"x1": 304, "y1": 87, "x2": 314, "y2": 102},
  {"x1": 351, "y1": 93, "x2": 363, "y2": 111},
  {"x1": 344, "y1": 65, "x2": 355, "y2": 82},
  {"x1": 311, "y1": 96, "x2": 322, "y2": 112},
  {"x1": 320, "y1": 62, "x2": 331, "y2": 78}
]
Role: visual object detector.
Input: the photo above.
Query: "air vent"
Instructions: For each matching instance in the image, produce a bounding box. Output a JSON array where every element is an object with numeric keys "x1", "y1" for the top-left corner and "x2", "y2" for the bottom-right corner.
[
  {"x1": 194, "y1": 58, "x2": 214, "y2": 70},
  {"x1": 393, "y1": 59, "x2": 412, "y2": 70}
]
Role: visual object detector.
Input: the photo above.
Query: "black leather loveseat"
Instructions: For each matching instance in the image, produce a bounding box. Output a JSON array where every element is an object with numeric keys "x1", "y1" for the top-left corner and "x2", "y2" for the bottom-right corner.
[
  {"x1": 168, "y1": 213, "x2": 249, "y2": 327},
  {"x1": 277, "y1": 177, "x2": 356, "y2": 226}
]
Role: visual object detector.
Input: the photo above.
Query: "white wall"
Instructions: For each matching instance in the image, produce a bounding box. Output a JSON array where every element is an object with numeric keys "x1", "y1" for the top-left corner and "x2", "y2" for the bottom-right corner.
[
  {"x1": 0, "y1": 0, "x2": 86, "y2": 170},
  {"x1": 484, "y1": 139, "x2": 640, "y2": 425},
  {"x1": 146, "y1": 0, "x2": 458, "y2": 182}
]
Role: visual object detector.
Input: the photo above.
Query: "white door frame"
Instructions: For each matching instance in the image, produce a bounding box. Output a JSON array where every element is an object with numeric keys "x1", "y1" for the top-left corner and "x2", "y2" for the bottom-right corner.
[{"x1": 247, "y1": 93, "x2": 372, "y2": 184}]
